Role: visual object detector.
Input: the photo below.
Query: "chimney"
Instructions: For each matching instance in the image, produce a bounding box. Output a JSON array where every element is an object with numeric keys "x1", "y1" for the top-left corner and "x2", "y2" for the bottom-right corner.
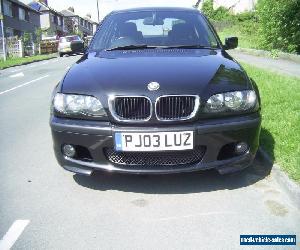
[
  {"x1": 86, "y1": 13, "x2": 91, "y2": 19},
  {"x1": 68, "y1": 7, "x2": 75, "y2": 13}
]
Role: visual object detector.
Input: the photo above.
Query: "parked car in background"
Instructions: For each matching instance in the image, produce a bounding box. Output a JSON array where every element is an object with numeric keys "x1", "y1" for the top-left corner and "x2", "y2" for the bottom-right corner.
[
  {"x1": 58, "y1": 35, "x2": 84, "y2": 57},
  {"x1": 50, "y1": 7, "x2": 261, "y2": 177}
]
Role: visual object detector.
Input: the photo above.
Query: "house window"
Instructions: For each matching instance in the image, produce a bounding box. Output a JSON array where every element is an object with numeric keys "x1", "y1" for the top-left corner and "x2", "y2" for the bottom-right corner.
[
  {"x1": 3, "y1": 0, "x2": 13, "y2": 17},
  {"x1": 58, "y1": 16, "x2": 62, "y2": 26},
  {"x1": 50, "y1": 13, "x2": 55, "y2": 23},
  {"x1": 6, "y1": 27, "x2": 14, "y2": 37},
  {"x1": 19, "y1": 8, "x2": 26, "y2": 20}
]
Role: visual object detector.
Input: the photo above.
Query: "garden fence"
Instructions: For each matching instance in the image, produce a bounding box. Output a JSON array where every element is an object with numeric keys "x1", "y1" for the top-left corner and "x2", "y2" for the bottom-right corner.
[
  {"x1": 0, "y1": 37, "x2": 56, "y2": 59},
  {"x1": 0, "y1": 36, "x2": 23, "y2": 58}
]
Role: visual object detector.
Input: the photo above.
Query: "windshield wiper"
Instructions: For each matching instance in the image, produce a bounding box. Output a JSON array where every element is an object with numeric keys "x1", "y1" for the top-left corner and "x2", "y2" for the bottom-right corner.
[
  {"x1": 106, "y1": 44, "x2": 157, "y2": 51},
  {"x1": 162, "y1": 45, "x2": 217, "y2": 49}
]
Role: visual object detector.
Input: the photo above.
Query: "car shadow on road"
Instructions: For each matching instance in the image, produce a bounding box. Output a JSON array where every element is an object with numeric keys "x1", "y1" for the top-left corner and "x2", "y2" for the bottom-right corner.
[
  {"x1": 74, "y1": 128, "x2": 275, "y2": 194},
  {"x1": 259, "y1": 127, "x2": 275, "y2": 162}
]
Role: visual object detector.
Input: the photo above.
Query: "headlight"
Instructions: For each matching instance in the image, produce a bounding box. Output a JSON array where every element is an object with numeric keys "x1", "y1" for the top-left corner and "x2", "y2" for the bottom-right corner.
[
  {"x1": 205, "y1": 90, "x2": 257, "y2": 113},
  {"x1": 53, "y1": 93, "x2": 107, "y2": 117}
]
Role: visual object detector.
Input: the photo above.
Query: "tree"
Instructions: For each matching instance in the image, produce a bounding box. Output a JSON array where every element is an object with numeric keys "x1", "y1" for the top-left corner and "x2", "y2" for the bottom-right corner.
[
  {"x1": 22, "y1": 32, "x2": 32, "y2": 46},
  {"x1": 201, "y1": 0, "x2": 214, "y2": 19},
  {"x1": 34, "y1": 28, "x2": 43, "y2": 44}
]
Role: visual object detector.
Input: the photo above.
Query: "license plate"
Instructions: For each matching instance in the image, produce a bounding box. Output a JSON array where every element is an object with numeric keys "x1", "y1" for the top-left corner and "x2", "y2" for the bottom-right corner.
[{"x1": 114, "y1": 131, "x2": 194, "y2": 152}]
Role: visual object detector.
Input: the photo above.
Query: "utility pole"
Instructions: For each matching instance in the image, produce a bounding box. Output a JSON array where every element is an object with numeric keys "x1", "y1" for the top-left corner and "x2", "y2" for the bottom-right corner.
[
  {"x1": 0, "y1": 0, "x2": 7, "y2": 61},
  {"x1": 97, "y1": 0, "x2": 100, "y2": 23}
]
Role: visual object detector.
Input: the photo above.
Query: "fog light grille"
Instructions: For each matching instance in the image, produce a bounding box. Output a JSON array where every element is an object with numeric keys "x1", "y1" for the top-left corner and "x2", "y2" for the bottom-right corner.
[{"x1": 104, "y1": 146, "x2": 206, "y2": 167}]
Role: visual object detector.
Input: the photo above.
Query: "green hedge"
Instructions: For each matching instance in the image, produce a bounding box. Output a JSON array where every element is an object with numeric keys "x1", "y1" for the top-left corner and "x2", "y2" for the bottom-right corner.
[
  {"x1": 256, "y1": 0, "x2": 300, "y2": 53},
  {"x1": 201, "y1": 0, "x2": 300, "y2": 54}
]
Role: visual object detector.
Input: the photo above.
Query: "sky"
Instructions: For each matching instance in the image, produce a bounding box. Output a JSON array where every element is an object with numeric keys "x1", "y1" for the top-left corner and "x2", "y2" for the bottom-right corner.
[{"x1": 21, "y1": 0, "x2": 196, "y2": 22}]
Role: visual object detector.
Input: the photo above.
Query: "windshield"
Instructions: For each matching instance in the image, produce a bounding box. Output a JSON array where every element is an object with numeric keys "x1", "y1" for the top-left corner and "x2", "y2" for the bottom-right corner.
[{"x1": 90, "y1": 10, "x2": 219, "y2": 51}]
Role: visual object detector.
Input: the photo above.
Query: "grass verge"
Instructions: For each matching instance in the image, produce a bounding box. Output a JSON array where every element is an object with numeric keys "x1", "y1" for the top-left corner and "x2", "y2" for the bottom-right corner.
[
  {"x1": 217, "y1": 23, "x2": 261, "y2": 50},
  {"x1": 0, "y1": 54, "x2": 57, "y2": 70},
  {"x1": 242, "y1": 63, "x2": 300, "y2": 182}
]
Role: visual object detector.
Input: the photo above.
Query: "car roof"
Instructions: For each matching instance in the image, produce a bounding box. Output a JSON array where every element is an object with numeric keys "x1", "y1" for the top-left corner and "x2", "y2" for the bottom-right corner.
[
  {"x1": 60, "y1": 35, "x2": 79, "y2": 38},
  {"x1": 110, "y1": 7, "x2": 200, "y2": 15}
]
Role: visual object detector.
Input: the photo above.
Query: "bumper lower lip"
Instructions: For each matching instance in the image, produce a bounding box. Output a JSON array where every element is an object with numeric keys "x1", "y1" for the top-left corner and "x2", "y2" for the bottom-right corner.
[
  {"x1": 62, "y1": 150, "x2": 254, "y2": 176},
  {"x1": 50, "y1": 116, "x2": 260, "y2": 135},
  {"x1": 50, "y1": 113, "x2": 261, "y2": 176}
]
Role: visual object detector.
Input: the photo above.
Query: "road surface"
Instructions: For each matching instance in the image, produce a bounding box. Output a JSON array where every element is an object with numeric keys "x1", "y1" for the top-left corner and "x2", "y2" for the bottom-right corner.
[
  {"x1": 0, "y1": 55, "x2": 299, "y2": 250},
  {"x1": 229, "y1": 50, "x2": 300, "y2": 78}
]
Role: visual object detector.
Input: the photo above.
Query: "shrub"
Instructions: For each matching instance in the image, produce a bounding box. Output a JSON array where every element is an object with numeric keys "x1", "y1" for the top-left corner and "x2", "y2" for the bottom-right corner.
[
  {"x1": 256, "y1": 0, "x2": 300, "y2": 53},
  {"x1": 213, "y1": 6, "x2": 231, "y2": 21},
  {"x1": 236, "y1": 11, "x2": 257, "y2": 22},
  {"x1": 202, "y1": 0, "x2": 232, "y2": 21},
  {"x1": 34, "y1": 28, "x2": 43, "y2": 44},
  {"x1": 202, "y1": 0, "x2": 300, "y2": 54},
  {"x1": 201, "y1": 0, "x2": 215, "y2": 19},
  {"x1": 22, "y1": 32, "x2": 32, "y2": 47}
]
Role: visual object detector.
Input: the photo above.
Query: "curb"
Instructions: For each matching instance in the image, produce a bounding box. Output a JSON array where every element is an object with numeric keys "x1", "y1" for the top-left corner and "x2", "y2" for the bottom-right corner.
[
  {"x1": 0, "y1": 54, "x2": 58, "y2": 70},
  {"x1": 259, "y1": 148, "x2": 300, "y2": 207},
  {"x1": 234, "y1": 48, "x2": 300, "y2": 64}
]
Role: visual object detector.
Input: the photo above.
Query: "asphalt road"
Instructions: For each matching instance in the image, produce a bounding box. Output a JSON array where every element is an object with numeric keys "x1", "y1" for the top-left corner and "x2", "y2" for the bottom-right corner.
[
  {"x1": 0, "y1": 55, "x2": 299, "y2": 250},
  {"x1": 229, "y1": 50, "x2": 300, "y2": 78}
]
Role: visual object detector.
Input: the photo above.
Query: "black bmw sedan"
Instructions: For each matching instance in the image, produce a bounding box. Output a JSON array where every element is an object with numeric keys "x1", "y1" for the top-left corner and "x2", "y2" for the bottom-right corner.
[{"x1": 50, "y1": 7, "x2": 261, "y2": 176}]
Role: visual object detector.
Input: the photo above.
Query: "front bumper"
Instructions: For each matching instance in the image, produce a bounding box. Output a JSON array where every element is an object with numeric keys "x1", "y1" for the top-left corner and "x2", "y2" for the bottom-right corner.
[{"x1": 50, "y1": 113, "x2": 261, "y2": 175}]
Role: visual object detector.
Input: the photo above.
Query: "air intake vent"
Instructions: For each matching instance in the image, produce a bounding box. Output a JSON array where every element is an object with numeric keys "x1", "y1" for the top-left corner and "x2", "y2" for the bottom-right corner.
[
  {"x1": 110, "y1": 96, "x2": 152, "y2": 121},
  {"x1": 104, "y1": 146, "x2": 206, "y2": 167},
  {"x1": 156, "y1": 95, "x2": 199, "y2": 121}
]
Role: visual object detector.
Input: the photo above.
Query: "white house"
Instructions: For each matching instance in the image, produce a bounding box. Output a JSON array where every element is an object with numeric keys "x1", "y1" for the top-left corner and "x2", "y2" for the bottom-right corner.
[{"x1": 196, "y1": 0, "x2": 257, "y2": 14}]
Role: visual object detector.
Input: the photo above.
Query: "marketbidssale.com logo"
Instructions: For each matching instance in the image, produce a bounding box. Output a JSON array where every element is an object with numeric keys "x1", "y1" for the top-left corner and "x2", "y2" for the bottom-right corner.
[{"x1": 240, "y1": 235, "x2": 296, "y2": 245}]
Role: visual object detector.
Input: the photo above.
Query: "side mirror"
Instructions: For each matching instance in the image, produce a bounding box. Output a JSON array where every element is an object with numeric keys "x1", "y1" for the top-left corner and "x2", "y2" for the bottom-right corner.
[{"x1": 224, "y1": 37, "x2": 238, "y2": 50}]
